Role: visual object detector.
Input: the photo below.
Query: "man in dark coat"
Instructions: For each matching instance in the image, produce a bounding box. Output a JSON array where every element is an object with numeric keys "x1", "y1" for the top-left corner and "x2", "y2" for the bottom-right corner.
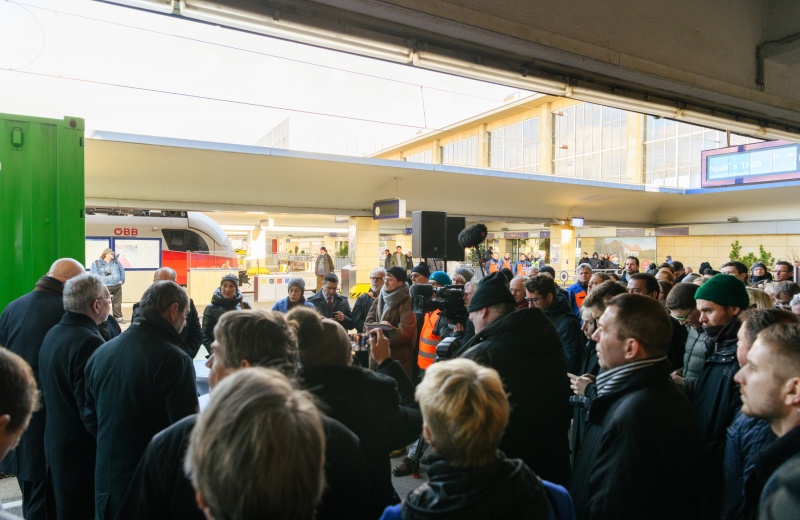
[
  {"x1": 456, "y1": 272, "x2": 572, "y2": 486},
  {"x1": 352, "y1": 267, "x2": 384, "y2": 333},
  {"x1": 0, "y1": 258, "x2": 85, "y2": 520},
  {"x1": 691, "y1": 274, "x2": 749, "y2": 517},
  {"x1": 83, "y1": 281, "x2": 198, "y2": 520},
  {"x1": 288, "y1": 306, "x2": 422, "y2": 518},
  {"x1": 118, "y1": 310, "x2": 369, "y2": 520},
  {"x1": 132, "y1": 267, "x2": 203, "y2": 358},
  {"x1": 569, "y1": 294, "x2": 702, "y2": 520},
  {"x1": 525, "y1": 274, "x2": 585, "y2": 375},
  {"x1": 308, "y1": 273, "x2": 354, "y2": 330},
  {"x1": 38, "y1": 273, "x2": 110, "y2": 520}
]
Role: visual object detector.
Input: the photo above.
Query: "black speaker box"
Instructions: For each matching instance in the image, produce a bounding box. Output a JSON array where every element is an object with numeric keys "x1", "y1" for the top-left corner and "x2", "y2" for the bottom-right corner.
[
  {"x1": 446, "y1": 216, "x2": 466, "y2": 261},
  {"x1": 412, "y1": 211, "x2": 447, "y2": 259}
]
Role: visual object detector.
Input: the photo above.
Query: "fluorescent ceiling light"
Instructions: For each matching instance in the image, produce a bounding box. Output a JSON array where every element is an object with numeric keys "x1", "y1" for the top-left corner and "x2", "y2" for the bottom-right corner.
[{"x1": 179, "y1": 0, "x2": 413, "y2": 64}]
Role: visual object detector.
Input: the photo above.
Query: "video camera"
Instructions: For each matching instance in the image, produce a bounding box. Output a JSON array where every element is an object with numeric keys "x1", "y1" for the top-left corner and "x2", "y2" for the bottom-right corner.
[
  {"x1": 409, "y1": 283, "x2": 468, "y2": 324},
  {"x1": 409, "y1": 283, "x2": 469, "y2": 361}
]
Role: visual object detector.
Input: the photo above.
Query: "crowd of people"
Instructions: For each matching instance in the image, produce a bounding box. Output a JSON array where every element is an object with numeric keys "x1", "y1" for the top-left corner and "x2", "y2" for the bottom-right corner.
[{"x1": 2, "y1": 250, "x2": 800, "y2": 520}]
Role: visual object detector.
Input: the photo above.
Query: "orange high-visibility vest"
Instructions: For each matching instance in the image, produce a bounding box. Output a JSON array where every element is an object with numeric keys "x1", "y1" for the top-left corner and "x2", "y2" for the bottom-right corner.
[{"x1": 418, "y1": 309, "x2": 441, "y2": 370}]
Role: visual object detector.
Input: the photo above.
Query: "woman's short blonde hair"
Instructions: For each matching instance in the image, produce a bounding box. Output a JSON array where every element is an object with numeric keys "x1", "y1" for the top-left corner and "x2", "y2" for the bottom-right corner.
[{"x1": 415, "y1": 358, "x2": 508, "y2": 468}]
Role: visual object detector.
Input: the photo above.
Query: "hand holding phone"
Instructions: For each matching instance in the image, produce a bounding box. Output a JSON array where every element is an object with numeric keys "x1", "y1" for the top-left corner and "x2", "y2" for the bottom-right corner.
[{"x1": 369, "y1": 328, "x2": 391, "y2": 365}]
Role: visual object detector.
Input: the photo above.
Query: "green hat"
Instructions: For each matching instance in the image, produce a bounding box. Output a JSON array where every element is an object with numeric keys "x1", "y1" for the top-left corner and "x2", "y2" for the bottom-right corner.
[{"x1": 695, "y1": 274, "x2": 749, "y2": 310}]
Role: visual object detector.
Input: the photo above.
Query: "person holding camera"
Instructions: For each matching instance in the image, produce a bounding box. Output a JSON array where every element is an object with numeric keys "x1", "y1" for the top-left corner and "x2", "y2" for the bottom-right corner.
[
  {"x1": 364, "y1": 266, "x2": 417, "y2": 378},
  {"x1": 91, "y1": 248, "x2": 126, "y2": 323}
]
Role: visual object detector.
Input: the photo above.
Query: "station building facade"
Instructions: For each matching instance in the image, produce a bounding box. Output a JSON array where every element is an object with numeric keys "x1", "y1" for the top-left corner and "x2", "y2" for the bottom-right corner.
[{"x1": 371, "y1": 95, "x2": 798, "y2": 272}]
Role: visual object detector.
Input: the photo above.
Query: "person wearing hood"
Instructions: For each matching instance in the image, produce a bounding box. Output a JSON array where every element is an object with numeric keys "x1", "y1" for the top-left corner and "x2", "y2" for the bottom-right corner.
[
  {"x1": 365, "y1": 266, "x2": 418, "y2": 377},
  {"x1": 455, "y1": 272, "x2": 571, "y2": 486},
  {"x1": 271, "y1": 278, "x2": 315, "y2": 313},
  {"x1": 750, "y1": 262, "x2": 773, "y2": 287},
  {"x1": 202, "y1": 274, "x2": 251, "y2": 349},
  {"x1": 380, "y1": 358, "x2": 567, "y2": 520},
  {"x1": 525, "y1": 275, "x2": 585, "y2": 375}
]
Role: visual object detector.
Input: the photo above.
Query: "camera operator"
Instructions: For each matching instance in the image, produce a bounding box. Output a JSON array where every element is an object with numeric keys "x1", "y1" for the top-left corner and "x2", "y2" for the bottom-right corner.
[
  {"x1": 416, "y1": 271, "x2": 453, "y2": 373},
  {"x1": 455, "y1": 272, "x2": 571, "y2": 486}
]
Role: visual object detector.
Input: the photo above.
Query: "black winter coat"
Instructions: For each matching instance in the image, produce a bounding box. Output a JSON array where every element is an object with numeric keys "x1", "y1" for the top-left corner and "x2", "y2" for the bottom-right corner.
[
  {"x1": 83, "y1": 310, "x2": 198, "y2": 520},
  {"x1": 117, "y1": 412, "x2": 370, "y2": 520},
  {"x1": 401, "y1": 457, "x2": 549, "y2": 520},
  {"x1": 569, "y1": 359, "x2": 703, "y2": 520},
  {"x1": 38, "y1": 312, "x2": 106, "y2": 520},
  {"x1": 352, "y1": 290, "x2": 377, "y2": 333},
  {"x1": 543, "y1": 293, "x2": 585, "y2": 375},
  {"x1": 202, "y1": 288, "x2": 250, "y2": 347},
  {"x1": 299, "y1": 360, "x2": 422, "y2": 518},
  {"x1": 690, "y1": 319, "x2": 742, "y2": 516},
  {"x1": 134, "y1": 298, "x2": 202, "y2": 357},
  {"x1": 457, "y1": 308, "x2": 572, "y2": 485},
  {"x1": 0, "y1": 276, "x2": 66, "y2": 481}
]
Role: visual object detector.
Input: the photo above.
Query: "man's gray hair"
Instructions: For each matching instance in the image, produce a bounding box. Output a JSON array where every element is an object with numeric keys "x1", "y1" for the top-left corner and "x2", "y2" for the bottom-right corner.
[
  {"x1": 577, "y1": 263, "x2": 593, "y2": 272},
  {"x1": 153, "y1": 267, "x2": 178, "y2": 281},
  {"x1": 139, "y1": 281, "x2": 189, "y2": 314},
  {"x1": 185, "y1": 367, "x2": 325, "y2": 520},
  {"x1": 63, "y1": 274, "x2": 106, "y2": 313},
  {"x1": 370, "y1": 267, "x2": 386, "y2": 278},
  {"x1": 464, "y1": 280, "x2": 478, "y2": 291}
]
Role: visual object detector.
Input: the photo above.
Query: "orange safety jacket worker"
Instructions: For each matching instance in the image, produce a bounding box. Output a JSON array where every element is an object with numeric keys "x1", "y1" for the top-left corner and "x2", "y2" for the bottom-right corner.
[
  {"x1": 418, "y1": 309, "x2": 442, "y2": 371},
  {"x1": 502, "y1": 258, "x2": 512, "y2": 270}
]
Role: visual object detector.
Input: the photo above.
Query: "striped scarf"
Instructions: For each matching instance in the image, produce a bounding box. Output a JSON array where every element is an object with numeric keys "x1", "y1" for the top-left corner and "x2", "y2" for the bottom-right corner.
[{"x1": 596, "y1": 356, "x2": 667, "y2": 397}]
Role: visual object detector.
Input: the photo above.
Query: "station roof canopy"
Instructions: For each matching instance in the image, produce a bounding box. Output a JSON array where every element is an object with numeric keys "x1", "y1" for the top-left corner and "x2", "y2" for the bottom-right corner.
[{"x1": 86, "y1": 131, "x2": 800, "y2": 229}]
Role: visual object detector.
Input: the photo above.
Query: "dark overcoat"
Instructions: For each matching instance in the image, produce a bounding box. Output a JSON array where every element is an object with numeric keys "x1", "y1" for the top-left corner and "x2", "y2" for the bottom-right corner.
[
  {"x1": 39, "y1": 311, "x2": 105, "y2": 520},
  {"x1": 83, "y1": 310, "x2": 198, "y2": 520},
  {"x1": 569, "y1": 359, "x2": 703, "y2": 520},
  {"x1": 457, "y1": 307, "x2": 572, "y2": 486},
  {"x1": 0, "y1": 276, "x2": 66, "y2": 481}
]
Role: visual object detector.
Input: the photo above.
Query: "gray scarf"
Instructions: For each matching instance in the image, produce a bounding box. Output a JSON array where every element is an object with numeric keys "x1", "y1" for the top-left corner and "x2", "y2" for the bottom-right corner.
[{"x1": 375, "y1": 282, "x2": 411, "y2": 322}]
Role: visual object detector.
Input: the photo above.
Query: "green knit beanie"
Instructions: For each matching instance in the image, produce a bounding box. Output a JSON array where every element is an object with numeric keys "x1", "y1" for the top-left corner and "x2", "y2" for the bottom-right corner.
[{"x1": 695, "y1": 274, "x2": 749, "y2": 309}]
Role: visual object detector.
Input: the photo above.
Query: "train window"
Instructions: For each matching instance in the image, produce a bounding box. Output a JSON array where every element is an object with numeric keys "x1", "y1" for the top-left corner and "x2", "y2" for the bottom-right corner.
[{"x1": 162, "y1": 230, "x2": 210, "y2": 253}]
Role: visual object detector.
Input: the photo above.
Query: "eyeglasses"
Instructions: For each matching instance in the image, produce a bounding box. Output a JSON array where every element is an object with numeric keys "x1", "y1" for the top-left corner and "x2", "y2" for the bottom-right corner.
[
  {"x1": 773, "y1": 270, "x2": 790, "y2": 274},
  {"x1": 369, "y1": 277, "x2": 384, "y2": 281},
  {"x1": 673, "y1": 309, "x2": 692, "y2": 322},
  {"x1": 525, "y1": 297, "x2": 542, "y2": 304}
]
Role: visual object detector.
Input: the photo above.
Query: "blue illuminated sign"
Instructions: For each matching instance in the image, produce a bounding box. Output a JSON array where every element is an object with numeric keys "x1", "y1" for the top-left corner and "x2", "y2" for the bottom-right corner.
[{"x1": 702, "y1": 141, "x2": 800, "y2": 187}]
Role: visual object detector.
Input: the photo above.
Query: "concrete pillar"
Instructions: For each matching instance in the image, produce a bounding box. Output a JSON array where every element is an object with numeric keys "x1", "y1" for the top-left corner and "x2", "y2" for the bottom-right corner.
[
  {"x1": 477, "y1": 123, "x2": 489, "y2": 167},
  {"x1": 628, "y1": 112, "x2": 646, "y2": 183},
  {"x1": 539, "y1": 102, "x2": 553, "y2": 174},
  {"x1": 549, "y1": 225, "x2": 575, "y2": 282},
  {"x1": 348, "y1": 217, "x2": 380, "y2": 285}
]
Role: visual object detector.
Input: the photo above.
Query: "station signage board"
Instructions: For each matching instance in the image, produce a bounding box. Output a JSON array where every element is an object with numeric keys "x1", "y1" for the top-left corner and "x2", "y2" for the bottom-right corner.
[
  {"x1": 372, "y1": 199, "x2": 406, "y2": 220},
  {"x1": 702, "y1": 140, "x2": 800, "y2": 188}
]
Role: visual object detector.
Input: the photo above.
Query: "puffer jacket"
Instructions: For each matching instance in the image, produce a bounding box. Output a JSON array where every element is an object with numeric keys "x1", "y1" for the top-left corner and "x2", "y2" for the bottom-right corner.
[
  {"x1": 201, "y1": 288, "x2": 250, "y2": 347},
  {"x1": 401, "y1": 457, "x2": 549, "y2": 520},
  {"x1": 690, "y1": 318, "x2": 742, "y2": 516},
  {"x1": 682, "y1": 326, "x2": 706, "y2": 390},
  {"x1": 720, "y1": 412, "x2": 776, "y2": 520}
]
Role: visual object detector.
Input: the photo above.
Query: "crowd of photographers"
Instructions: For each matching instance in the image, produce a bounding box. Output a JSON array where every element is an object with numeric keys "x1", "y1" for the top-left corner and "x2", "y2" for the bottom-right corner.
[{"x1": 3, "y1": 252, "x2": 800, "y2": 519}]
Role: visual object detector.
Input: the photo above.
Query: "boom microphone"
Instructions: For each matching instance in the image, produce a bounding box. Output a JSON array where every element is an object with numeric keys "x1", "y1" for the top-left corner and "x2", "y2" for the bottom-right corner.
[{"x1": 457, "y1": 223, "x2": 488, "y2": 249}]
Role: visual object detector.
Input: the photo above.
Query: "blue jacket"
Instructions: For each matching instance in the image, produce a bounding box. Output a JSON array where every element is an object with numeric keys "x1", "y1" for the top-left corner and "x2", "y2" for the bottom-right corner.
[
  {"x1": 271, "y1": 297, "x2": 315, "y2": 313},
  {"x1": 721, "y1": 412, "x2": 776, "y2": 519},
  {"x1": 90, "y1": 256, "x2": 126, "y2": 286}
]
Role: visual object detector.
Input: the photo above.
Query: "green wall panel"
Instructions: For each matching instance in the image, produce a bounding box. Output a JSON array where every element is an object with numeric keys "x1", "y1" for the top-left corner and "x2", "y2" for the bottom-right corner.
[{"x1": 1, "y1": 114, "x2": 85, "y2": 314}]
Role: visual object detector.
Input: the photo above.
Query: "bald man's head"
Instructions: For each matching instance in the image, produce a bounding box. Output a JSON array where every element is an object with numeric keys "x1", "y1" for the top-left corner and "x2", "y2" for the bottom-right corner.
[
  {"x1": 47, "y1": 258, "x2": 85, "y2": 283},
  {"x1": 153, "y1": 267, "x2": 178, "y2": 282}
]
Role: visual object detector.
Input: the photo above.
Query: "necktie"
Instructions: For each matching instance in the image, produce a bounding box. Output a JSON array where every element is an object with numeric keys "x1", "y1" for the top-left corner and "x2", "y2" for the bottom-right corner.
[{"x1": 327, "y1": 297, "x2": 333, "y2": 312}]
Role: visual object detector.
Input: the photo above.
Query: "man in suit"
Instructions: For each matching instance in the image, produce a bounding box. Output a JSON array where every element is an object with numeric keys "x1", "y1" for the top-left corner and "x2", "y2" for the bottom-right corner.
[{"x1": 308, "y1": 273, "x2": 354, "y2": 330}]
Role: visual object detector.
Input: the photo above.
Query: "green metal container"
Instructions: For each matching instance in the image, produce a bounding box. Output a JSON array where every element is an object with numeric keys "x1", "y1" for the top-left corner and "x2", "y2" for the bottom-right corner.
[{"x1": 0, "y1": 114, "x2": 85, "y2": 314}]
